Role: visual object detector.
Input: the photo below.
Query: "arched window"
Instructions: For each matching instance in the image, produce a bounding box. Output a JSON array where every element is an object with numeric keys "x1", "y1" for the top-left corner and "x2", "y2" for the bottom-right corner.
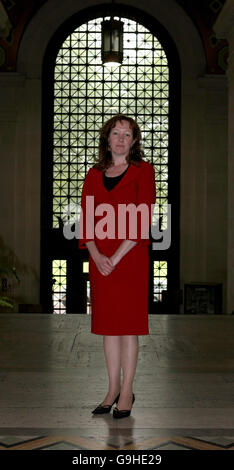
[{"x1": 41, "y1": 5, "x2": 180, "y2": 314}]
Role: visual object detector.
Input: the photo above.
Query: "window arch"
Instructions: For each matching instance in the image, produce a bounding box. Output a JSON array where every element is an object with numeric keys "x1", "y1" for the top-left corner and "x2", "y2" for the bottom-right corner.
[
  {"x1": 53, "y1": 15, "x2": 169, "y2": 224},
  {"x1": 41, "y1": 5, "x2": 181, "y2": 314}
]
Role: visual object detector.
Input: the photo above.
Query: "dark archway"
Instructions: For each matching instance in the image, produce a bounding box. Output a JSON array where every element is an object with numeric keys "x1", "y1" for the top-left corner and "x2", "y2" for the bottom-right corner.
[{"x1": 41, "y1": 4, "x2": 181, "y2": 314}]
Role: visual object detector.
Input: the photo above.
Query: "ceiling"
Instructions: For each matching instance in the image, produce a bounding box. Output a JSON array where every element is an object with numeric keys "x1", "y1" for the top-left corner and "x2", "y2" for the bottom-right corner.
[{"x1": 0, "y1": 0, "x2": 228, "y2": 73}]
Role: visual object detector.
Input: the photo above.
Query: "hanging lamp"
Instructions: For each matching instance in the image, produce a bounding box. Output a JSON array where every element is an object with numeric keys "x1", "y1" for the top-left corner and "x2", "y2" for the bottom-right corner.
[{"x1": 101, "y1": 14, "x2": 124, "y2": 67}]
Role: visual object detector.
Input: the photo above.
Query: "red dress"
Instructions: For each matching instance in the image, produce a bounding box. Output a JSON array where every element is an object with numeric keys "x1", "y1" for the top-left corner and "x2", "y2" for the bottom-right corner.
[{"x1": 78, "y1": 160, "x2": 156, "y2": 335}]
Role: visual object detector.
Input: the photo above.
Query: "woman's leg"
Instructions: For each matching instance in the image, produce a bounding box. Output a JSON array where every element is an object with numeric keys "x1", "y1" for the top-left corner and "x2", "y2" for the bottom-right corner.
[
  {"x1": 101, "y1": 335, "x2": 121, "y2": 406},
  {"x1": 117, "y1": 335, "x2": 139, "y2": 410}
]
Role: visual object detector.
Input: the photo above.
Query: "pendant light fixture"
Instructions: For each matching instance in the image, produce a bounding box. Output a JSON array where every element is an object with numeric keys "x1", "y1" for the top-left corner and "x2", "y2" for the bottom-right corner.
[{"x1": 101, "y1": 4, "x2": 124, "y2": 67}]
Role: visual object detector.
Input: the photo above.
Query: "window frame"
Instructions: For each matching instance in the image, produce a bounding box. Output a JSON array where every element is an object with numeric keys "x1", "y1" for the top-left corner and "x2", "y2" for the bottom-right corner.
[{"x1": 41, "y1": 4, "x2": 181, "y2": 314}]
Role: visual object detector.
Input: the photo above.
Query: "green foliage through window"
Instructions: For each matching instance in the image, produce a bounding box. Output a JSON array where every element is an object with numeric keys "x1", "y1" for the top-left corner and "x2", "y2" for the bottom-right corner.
[{"x1": 53, "y1": 16, "x2": 169, "y2": 229}]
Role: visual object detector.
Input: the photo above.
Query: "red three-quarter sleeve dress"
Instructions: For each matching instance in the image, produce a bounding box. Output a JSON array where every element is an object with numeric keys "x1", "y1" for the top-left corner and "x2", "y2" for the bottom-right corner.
[{"x1": 78, "y1": 160, "x2": 156, "y2": 335}]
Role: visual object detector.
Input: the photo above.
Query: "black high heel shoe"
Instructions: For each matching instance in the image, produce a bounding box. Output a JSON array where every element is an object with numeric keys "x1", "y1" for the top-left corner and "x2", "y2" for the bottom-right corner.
[
  {"x1": 92, "y1": 393, "x2": 120, "y2": 414},
  {"x1": 113, "y1": 393, "x2": 135, "y2": 419}
]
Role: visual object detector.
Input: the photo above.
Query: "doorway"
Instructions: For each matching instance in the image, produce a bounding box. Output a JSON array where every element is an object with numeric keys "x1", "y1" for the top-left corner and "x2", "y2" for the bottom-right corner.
[{"x1": 41, "y1": 5, "x2": 181, "y2": 314}]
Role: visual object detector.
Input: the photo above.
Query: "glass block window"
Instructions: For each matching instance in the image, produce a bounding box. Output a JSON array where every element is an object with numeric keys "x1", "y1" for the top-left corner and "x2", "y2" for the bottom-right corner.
[
  {"x1": 87, "y1": 280, "x2": 91, "y2": 314},
  {"x1": 52, "y1": 260, "x2": 67, "y2": 314},
  {"x1": 153, "y1": 261, "x2": 167, "y2": 302},
  {"x1": 82, "y1": 261, "x2": 89, "y2": 273},
  {"x1": 53, "y1": 16, "x2": 169, "y2": 229}
]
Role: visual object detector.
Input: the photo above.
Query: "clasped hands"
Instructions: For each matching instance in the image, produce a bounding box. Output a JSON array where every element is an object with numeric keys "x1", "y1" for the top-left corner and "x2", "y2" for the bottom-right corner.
[{"x1": 94, "y1": 252, "x2": 118, "y2": 276}]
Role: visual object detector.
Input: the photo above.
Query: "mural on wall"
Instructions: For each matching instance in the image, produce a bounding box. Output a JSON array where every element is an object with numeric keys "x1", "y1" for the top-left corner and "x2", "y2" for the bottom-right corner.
[
  {"x1": 0, "y1": 0, "x2": 228, "y2": 74},
  {"x1": 0, "y1": 0, "x2": 47, "y2": 71},
  {"x1": 177, "y1": 0, "x2": 228, "y2": 73}
]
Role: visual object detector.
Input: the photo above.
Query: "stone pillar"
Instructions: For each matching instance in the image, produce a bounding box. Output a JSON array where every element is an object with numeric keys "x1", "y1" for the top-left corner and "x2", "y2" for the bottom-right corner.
[
  {"x1": 214, "y1": 0, "x2": 234, "y2": 313},
  {"x1": 0, "y1": 73, "x2": 41, "y2": 310}
]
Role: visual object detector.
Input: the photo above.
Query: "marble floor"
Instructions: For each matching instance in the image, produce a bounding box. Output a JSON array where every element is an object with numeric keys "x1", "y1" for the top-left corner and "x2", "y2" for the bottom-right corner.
[{"x1": 0, "y1": 313, "x2": 234, "y2": 450}]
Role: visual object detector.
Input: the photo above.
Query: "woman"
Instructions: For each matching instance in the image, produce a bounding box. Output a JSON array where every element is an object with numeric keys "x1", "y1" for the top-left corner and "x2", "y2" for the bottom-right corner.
[{"x1": 79, "y1": 114, "x2": 156, "y2": 418}]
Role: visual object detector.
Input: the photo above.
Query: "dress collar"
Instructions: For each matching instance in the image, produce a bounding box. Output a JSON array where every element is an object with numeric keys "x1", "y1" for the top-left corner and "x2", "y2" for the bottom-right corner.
[{"x1": 99, "y1": 162, "x2": 143, "y2": 194}]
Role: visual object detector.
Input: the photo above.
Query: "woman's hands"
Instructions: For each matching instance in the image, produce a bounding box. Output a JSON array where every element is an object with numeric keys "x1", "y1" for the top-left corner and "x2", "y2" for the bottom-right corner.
[
  {"x1": 94, "y1": 253, "x2": 115, "y2": 276},
  {"x1": 85, "y1": 241, "x2": 118, "y2": 276},
  {"x1": 86, "y1": 240, "x2": 137, "y2": 276}
]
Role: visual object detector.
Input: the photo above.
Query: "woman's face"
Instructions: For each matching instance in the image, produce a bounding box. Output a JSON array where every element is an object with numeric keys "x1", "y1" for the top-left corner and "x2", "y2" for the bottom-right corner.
[{"x1": 108, "y1": 120, "x2": 136, "y2": 158}]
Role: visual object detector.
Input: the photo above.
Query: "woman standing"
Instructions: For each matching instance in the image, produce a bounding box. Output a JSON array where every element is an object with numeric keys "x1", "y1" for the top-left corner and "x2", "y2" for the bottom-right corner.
[{"x1": 79, "y1": 114, "x2": 156, "y2": 418}]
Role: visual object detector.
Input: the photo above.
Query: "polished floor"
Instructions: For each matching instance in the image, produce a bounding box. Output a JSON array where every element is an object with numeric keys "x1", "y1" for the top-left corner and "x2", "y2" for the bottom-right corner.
[{"x1": 0, "y1": 313, "x2": 234, "y2": 450}]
